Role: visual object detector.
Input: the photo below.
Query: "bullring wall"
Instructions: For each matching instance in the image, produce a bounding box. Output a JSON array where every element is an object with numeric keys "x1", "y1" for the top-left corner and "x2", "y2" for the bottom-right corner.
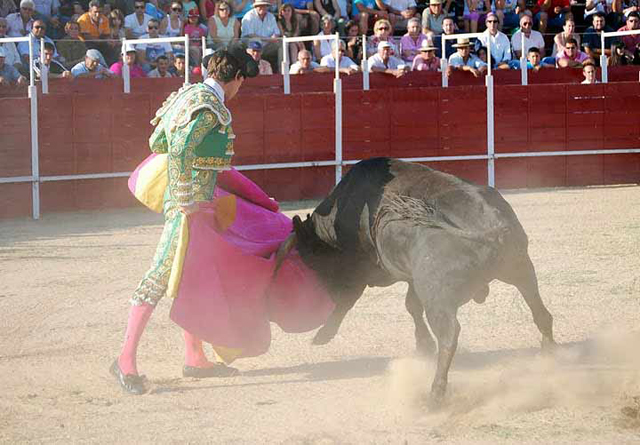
[{"x1": 1, "y1": 71, "x2": 639, "y2": 219}]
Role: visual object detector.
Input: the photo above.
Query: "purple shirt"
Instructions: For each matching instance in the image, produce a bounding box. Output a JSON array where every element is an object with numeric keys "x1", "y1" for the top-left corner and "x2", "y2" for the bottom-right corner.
[
  {"x1": 555, "y1": 49, "x2": 589, "y2": 64},
  {"x1": 411, "y1": 55, "x2": 440, "y2": 71},
  {"x1": 400, "y1": 33, "x2": 428, "y2": 63},
  {"x1": 110, "y1": 61, "x2": 147, "y2": 78}
]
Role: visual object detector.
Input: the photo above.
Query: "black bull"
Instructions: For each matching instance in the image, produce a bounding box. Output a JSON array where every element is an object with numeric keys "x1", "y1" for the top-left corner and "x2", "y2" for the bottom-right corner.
[{"x1": 276, "y1": 157, "x2": 556, "y2": 403}]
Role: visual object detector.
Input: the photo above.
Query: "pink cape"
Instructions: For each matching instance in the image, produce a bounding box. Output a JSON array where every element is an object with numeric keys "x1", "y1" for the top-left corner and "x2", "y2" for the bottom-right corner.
[{"x1": 167, "y1": 169, "x2": 335, "y2": 359}]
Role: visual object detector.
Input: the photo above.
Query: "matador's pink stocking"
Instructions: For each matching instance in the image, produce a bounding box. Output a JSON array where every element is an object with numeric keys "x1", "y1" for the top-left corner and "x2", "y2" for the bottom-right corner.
[
  {"x1": 183, "y1": 330, "x2": 217, "y2": 368},
  {"x1": 118, "y1": 303, "x2": 154, "y2": 375}
]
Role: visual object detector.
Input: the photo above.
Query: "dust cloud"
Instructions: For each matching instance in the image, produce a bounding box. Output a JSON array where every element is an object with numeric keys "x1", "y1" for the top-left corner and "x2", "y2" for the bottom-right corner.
[{"x1": 386, "y1": 329, "x2": 640, "y2": 428}]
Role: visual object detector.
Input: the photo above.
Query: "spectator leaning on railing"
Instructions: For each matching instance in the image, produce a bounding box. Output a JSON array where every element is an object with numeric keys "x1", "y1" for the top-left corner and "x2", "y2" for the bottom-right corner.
[
  {"x1": 241, "y1": 0, "x2": 281, "y2": 72},
  {"x1": 34, "y1": 41, "x2": 72, "y2": 79},
  {"x1": 246, "y1": 39, "x2": 272, "y2": 74},
  {"x1": 368, "y1": 40, "x2": 409, "y2": 76},
  {"x1": 289, "y1": 48, "x2": 331, "y2": 72},
  {"x1": 320, "y1": 39, "x2": 359, "y2": 73},
  {"x1": 411, "y1": 39, "x2": 440, "y2": 71},
  {"x1": 447, "y1": 37, "x2": 487, "y2": 77},
  {"x1": 0, "y1": 46, "x2": 28, "y2": 86},
  {"x1": 557, "y1": 37, "x2": 591, "y2": 67},
  {"x1": 110, "y1": 43, "x2": 147, "y2": 77},
  {"x1": 6, "y1": 0, "x2": 37, "y2": 37},
  {"x1": 71, "y1": 47, "x2": 115, "y2": 77}
]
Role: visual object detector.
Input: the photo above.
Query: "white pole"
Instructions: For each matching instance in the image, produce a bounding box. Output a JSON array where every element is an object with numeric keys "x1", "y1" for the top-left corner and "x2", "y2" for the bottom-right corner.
[
  {"x1": 486, "y1": 34, "x2": 492, "y2": 77},
  {"x1": 441, "y1": 37, "x2": 447, "y2": 87},
  {"x1": 201, "y1": 35, "x2": 206, "y2": 77},
  {"x1": 520, "y1": 31, "x2": 527, "y2": 85},
  {"x1": 600, "y1": 32, "x2": 607, "y2": 83},
  {"x1": 184, "y1": 35, "x2": 190, "y2": 85},
  {"x1": 361, "y1": 34, "x2": 369, "y2": 91},
  {"x1": 40, "y1": 37, "x2": 48, "y2": 94},
  {"x1": 486, "y1": 74, "x2": 495, "y2": 188},
  {"x1": 333, "y1": 33, "x2": 342, "y2": 184},
  {"x1": 29, "y1": 84, "x2": 40, "y2": 219},
  {"x1": 28, "y1": 35, "x2": 34, "y2": 97},
  {"x1": 122, "y1": 39, "x2": 130, "y2": 94},
  {"x1": 282, "y1": 36, "x2": 290, "y2": 94}
]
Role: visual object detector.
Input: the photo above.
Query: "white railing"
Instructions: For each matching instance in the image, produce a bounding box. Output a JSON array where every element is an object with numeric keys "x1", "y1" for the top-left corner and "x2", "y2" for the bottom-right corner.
[
  {"x1": 600, "y1": 28, "x2": 640, "y2": 83},
  {"x1": 2, "y1": 35, "x2": 640, "y2": 219}
]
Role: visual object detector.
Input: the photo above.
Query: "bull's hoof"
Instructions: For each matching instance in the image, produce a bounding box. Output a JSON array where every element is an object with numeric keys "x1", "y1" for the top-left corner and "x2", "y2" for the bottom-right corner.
[
  {"x1": 311, "y1": 328, "x2": 335, "y2": 345},
  {"x1": 424, "y1": 390, "x2": 446, "y2": 411}
]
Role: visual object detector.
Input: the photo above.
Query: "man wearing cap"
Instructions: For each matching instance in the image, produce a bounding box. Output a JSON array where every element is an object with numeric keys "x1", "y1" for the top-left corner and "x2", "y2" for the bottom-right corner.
[
  {"x1": 17, "y1": 19, "x2": 58, "y2": 66},
  {"x1": 33, "y1": 41, "x2": 71, "y2": 79},
  {"x1": 368, "y1": 40, "x2": 409, "y2": 77},
  {"x1": 477, "y1": 12, "x2": 512, "y2": 69},
  {"x1": 320, "y1": 39, "x2": 359, "y2": 74},
  {"x1": 447, "y1": 37, "x2": 487, "y2": 77},
  {"x1": 109, "y1": 43, "x2": 146, "y2": 77},
  {"x1": 110, "y1": 48, "x2": 260, "y2": 395},
  {"x1": 411, "y1": 39, "x2": 440, "y2": 71},
  {"x1": 6, "y1": 0, "x2": 37, "y2": 37},
  {"x1": 0, "y1": 46, "x2": 28, "y2": 86},
  {"x1": 241, "y1": 0, "x2": 281, "y2": 72},
  {"x1": 422, "y1": 0, "x2": 451, "y2": 37},
  {"x1": 246, "y1": 40, "x2": 273, "y2": 75},
  {"x1": 70, "y1": 48, "x2": 115, "y2": 78},
  {"x1": 124, "y1": 0, "x2": 154, "y2": 39}
]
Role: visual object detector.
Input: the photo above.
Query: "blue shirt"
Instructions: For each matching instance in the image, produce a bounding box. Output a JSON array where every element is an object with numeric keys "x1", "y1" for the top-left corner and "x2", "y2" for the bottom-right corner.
[
  {"x1": 0, "y1": 63, "x2": 21, "y2": 83},
  {"x1": 71, "y1": 61, "x2": 107, "y2": 78},
  {"x1": 284, "y1": 0, "x2": 311, "y2": 8},
  {"x1": 353, "y1": 0, "x2": 376, "y2": 13}
]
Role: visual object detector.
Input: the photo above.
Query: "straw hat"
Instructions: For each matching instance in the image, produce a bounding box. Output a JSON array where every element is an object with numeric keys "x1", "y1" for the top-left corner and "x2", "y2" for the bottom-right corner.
[
  {"x1": 419, "y1": 40, "x2": 437, "y2": 51},
  {"x1": 253, "y1": 0, "x2": 271, "y2": 7},
  {"x1": 452, "y1": 37, "x2": 472, "y2": 48}
]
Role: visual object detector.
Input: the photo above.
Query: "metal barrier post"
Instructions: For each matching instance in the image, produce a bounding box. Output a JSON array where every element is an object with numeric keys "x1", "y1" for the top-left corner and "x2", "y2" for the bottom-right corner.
[
  {"x1": 184, "y1": 35, "x2": 190, "y2": 85},
  {"x1": 122, "y1": 40, "x2": 131, "y2": 94},
  {"x1": 201, "y1": 35, "x2": 206, "y2": 77},
  {"x1": 486, "y1": 74, "x2": 495, "y2": 187},
  {"x1": 362, "y1": 35, "x2": 369, "y2": 91},
  {"x1": 333, "y1": 33, "x2": 342, "y2": 183},
  {"x1": 282, "y1": 36, "x2": 290, "y2": 94},
  {"x1": 520, "y1": 34, "x2": 527, "y2": 85},
  {"x1": 40, "y1": 38, "x2": 48, "y2": 94}
]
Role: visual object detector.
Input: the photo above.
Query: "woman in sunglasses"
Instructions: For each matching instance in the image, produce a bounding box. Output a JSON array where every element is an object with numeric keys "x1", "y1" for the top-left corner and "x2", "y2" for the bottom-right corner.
[
  {"x1": 161, "y1": 2, "x2": 185, "y2": 37},
  {"x1": 207, "y1": 0, "x2": 239, "y2": 49},
  {"x1": 366, "y1": 18, "x2": 398, "y2": 58}
]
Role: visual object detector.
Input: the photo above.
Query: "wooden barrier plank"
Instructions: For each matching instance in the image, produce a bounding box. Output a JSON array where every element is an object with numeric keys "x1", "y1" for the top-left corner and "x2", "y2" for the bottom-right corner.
[
  {"x1": 40, "y1": 181, "x2": 77, "y2": 212},
  {"x1": 566, "y1": 155, "x2": 604, "y2": 186},
  {"x1": 301, "y1": 128, "x2": 335, "y2": 161},
  {"x1": 495, "y1": 158, "x2": 527, "y2": 189},
  {"x1": 262, "y1": 168, "x2": 301, "y2": 201},
  {"x1": 603, "y1": 154, "x2": 640, "y2": 185},
  {"x1": 74, "y1": 142, "x2": 112, "y2": 175},
  {"x1": 527, "y1": 156, "x2": 567, "y2": 188},
  {"x1": 300, "y1": 93, "x2": 334, "y2": 130},
  {"x1": 300, "y1": 166, "x2": 335, "y2": 199},
  {"x1": 0, "y1": 183, "x2": 32, "y2": 219}
]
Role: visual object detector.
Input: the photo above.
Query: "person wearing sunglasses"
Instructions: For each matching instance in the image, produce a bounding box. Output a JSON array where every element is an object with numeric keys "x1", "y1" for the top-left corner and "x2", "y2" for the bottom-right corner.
[
  {"x1": 616, "y1": 11, "x2": 640, "y2": 59},
  {"x1": 366, "y1": 18, "x2": 399, "y2": 58},
  {"x1": 136, "y1": 18, "x2": 174, "y2": 72},
  {"x1": 207, "y1": 1, "x2": 239, "y2": 49},
  {"x1": 5, "y1": 0, "x2": 36, "y2": 37},
  {"x1": 17, "y1": 19, "x2": 59, "y2": 66},
  {"x1": 161, "y1": 2, "x2": 185, "y2": 37},
  {"x1": 511, "y1": 13, "x2": 544, "y2": 60},
  {"x1": 124, "y1": 0, "x2": 153, "y2": 38},
  {"x1": 476, "y1": 12, "x2": 511, "y2": 69}
]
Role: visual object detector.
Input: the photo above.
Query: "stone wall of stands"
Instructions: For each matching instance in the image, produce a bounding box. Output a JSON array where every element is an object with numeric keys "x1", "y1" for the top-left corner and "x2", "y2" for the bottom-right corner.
[{"x1": 1, "y1": 68, "x2": 639, "y2": 219}]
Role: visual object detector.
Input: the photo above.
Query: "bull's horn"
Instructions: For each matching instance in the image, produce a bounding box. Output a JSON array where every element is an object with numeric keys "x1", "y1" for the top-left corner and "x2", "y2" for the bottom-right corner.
[{"x1": 273, "y1": 232, "x2": 298, "y2": 277}]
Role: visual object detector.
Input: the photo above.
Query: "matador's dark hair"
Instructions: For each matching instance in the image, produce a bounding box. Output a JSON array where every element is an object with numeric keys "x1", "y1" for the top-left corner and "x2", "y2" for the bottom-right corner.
[{"x1": 207, "y1": 47, "x2": 259, "y2": 82}]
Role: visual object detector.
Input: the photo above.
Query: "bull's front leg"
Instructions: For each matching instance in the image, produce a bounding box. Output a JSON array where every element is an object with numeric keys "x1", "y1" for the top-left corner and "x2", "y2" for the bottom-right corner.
[
  {"x1": 405, "y1": 285, "x2": 436, "y2": 356},
  {"x1": 312, "y1": 288, "x2": 364, "y2": 345}
]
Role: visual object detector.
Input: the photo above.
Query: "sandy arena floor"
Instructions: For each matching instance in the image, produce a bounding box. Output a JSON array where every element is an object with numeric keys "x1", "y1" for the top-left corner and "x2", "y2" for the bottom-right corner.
[{"x1": 1, "y1": 185, "x2": 640, "y2": 444}]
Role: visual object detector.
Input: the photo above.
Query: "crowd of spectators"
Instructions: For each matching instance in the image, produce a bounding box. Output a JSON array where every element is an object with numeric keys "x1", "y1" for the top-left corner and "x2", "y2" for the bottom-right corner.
[{"x1": 0, "y1": 0, "x2": 639, "y2": 86}]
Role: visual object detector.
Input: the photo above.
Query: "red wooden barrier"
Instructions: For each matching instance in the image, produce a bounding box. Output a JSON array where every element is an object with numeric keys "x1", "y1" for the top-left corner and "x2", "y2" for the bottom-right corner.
[{"x1": 2, "y1": 77, "x2": 640, "y2": 219}]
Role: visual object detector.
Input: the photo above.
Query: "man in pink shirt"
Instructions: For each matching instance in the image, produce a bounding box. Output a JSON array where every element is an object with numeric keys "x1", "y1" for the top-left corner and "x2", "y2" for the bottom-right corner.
[
  {"x1": 400, "y1": 17, "x2": 428, "y2": 63},
  {"x1": 556, "y1": 37, "x2": 590, "y2": 68},
  {"x1": 617, "y1": 12, "x2": 640, "y2": 56},
  {"x1": 411, "y1": 39, "x2": 440, "y2": 71},
  {"x1": 109, "y1": 44, "x2": 147, "y2": 78}
]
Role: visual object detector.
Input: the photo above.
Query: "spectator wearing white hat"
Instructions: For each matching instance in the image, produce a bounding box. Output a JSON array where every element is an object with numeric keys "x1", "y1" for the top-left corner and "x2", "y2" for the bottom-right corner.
[
  {"x1": 0, "y1": 46, "x2": 28, "y2": 86},
  {"x1": 6, "y1": 0, "x2": 37, "y2": 37},
  {"x1": 411, "y1": 39, "x2": 440, "y2": 71},
  {"x1": 368, "y1": 40, "x2": 408, "y2": 77},
  {"x1": 447, "y1": 37, "x2": 487, "y2": 77},
  {"x1": 71, "y1": 48, "x2": 115, "y2": 78},
  {"x1": 109, "y1": 43, "x2": 146, "y2": 77},
  {"x1": 320, "y1": 39, "x2": 359, "y2": 74}
]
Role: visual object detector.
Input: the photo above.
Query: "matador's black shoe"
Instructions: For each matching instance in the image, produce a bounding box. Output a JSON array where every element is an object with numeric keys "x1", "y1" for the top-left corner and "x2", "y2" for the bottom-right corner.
[
  {"x1": 110, "y1": 359, "x2": 148, "y2": 395},
  {"x1": 182, "y1": 363, "x2": 240, "y2": 378}
]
